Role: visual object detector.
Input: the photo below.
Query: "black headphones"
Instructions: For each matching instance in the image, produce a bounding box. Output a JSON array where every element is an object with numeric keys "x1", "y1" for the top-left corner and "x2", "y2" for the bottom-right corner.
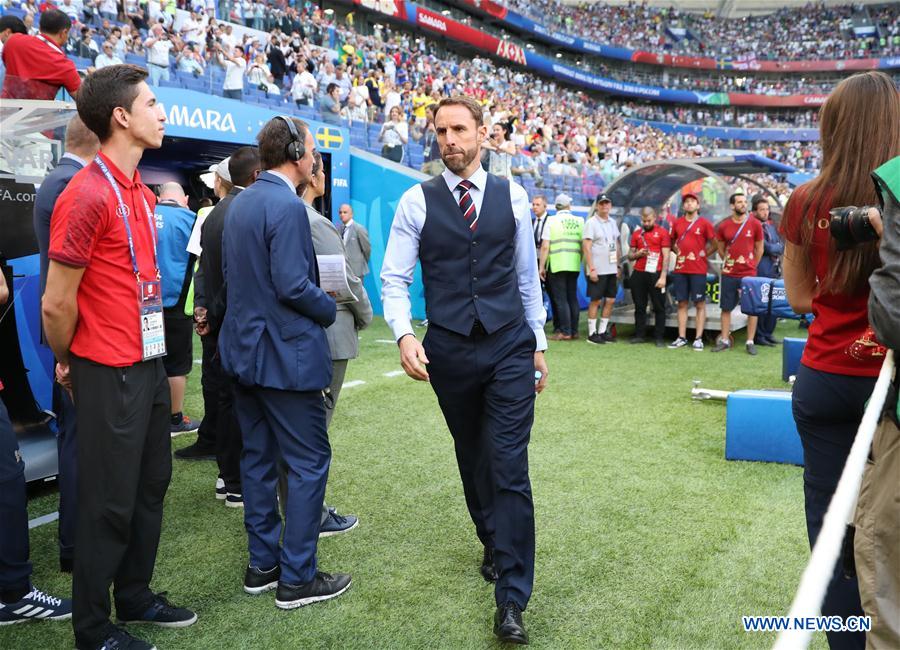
[{"x1": 275, "y1": 115, "x2": 305, "y2": 162}]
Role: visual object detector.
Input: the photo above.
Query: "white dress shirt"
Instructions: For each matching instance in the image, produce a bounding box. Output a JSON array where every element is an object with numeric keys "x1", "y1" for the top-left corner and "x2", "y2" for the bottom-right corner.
[
  {"x1": 381, "y1": 165, "x2": 547, "y2": 351},
  {"x1": 266, "y1": 170, "x2": 296, "y2": 192}
]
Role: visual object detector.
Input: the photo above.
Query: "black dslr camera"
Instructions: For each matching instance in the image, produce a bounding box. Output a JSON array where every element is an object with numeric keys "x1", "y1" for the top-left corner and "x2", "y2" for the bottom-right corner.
[{"x1": 829, "y1": 205, "x2": 881, "y2": 250}]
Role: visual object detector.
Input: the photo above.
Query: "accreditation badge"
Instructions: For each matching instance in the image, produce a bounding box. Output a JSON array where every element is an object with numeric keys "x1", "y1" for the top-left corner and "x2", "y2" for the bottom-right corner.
[
  {"x1": 645, "y1": 252, "x2": 660, "y2": 273},
  {"x1": 607, "y1": 241, "x2": 617, "y2": 265},
  {"x1": 139, "y1": 280, "x2": 167, "y2": 360}
]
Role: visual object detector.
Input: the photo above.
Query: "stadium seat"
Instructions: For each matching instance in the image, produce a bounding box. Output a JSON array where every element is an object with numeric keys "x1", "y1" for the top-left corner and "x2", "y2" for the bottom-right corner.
[
  {"x1": 70, "y1": 56, "x2": 94, "y2": 70},
  {"x1": 725, "y1": 390, "x2": 803, "y2": 466}
]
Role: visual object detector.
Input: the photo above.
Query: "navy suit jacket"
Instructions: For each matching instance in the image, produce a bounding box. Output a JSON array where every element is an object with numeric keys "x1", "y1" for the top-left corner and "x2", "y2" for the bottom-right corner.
[
  {"x1": 218, "y1": 171, "x2": 336, "y2": 392},
  {"x1": 33, "y1": 156, "x2": 85, "y2": 297}
]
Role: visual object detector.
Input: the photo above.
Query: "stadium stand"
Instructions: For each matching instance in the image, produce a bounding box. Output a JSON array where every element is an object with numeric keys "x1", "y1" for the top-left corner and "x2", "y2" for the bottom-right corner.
[
  {"x1": 502, "y1": 0, "x2": 900, "y2": 60},
  {"x1": 0, "y1": 0, "x2": 836, "y2": 202}
]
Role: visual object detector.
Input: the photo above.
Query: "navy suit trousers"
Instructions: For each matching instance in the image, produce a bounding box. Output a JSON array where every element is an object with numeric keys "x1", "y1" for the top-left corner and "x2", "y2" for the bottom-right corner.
[
  {"x1": 423, "y1": 319, "x2": 536, "y2": 610},
  {"x1": 236, "y1": 385, "x2": 330, "y2": 585}
]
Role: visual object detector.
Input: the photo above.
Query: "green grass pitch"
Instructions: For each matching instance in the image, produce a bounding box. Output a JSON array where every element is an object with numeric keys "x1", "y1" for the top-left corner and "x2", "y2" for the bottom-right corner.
[{"x1": 5, "y1": 318, "x2": 828, "y2": 649}]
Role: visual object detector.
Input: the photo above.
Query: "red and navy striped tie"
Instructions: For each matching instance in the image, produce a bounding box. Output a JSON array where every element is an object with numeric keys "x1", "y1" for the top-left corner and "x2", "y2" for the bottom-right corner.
[{"x1": 456, "y1": 179, "x2": 478, "y2": 231}]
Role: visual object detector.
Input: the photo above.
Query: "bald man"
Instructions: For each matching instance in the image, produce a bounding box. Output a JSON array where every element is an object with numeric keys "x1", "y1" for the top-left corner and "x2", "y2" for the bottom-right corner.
[
  {"x1": 339, "y1": 203, "x2": 371, "y2": 279},
  {"x1": 33, "y1": 114, "x2": 99, "y2": 573},
  {"x1": 155, "y1": 182, "x2": 201, "y2": 435}
]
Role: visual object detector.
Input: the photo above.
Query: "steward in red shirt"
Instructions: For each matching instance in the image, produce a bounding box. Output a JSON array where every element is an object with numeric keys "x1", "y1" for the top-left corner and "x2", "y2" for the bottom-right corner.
[
  {"x1": 713, "y1": 192, "x2": 763, "y2": 354},
  {"x1": 668, "y1": 192, "x2": 716, "y2": 350},
  {"x1": 41, "y1": 64, "x2": 197, "y2": 650},
  {"x1": 0, "y1": 9, "x2": 80, "y2": 100},
  {"x1": 627, "y1": 207, "x2": 671, "y2": 345}
]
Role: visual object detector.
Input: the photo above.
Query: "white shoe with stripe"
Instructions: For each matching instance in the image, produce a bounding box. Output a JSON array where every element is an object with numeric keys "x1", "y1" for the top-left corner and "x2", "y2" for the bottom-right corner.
[{"x1": 0, "y1": 587, "x2": 72, "y2": 625}]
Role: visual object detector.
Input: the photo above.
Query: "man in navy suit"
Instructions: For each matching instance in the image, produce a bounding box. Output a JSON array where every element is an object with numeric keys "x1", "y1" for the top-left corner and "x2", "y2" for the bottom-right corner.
[
  {"x1": 32, "y1": 114, "x2": 98, "y2": 574},
  {"x1": 219, "y1": 116, "x2": 350, "y2": 609},
  {"x1": 382, "y1": 95, "x2": 549, "y2": 645}
]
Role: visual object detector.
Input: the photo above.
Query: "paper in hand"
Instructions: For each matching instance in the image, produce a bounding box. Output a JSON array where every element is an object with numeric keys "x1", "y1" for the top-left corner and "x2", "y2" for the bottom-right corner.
[{"x1": 316, "y1": 254, "x2": 358, "y2": 304}]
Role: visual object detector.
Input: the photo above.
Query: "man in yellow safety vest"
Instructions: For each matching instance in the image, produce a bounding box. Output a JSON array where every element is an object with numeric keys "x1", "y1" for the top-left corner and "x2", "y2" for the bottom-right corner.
[{"x1": 539, "y1": 193, "x2": 583, "y2": 340}]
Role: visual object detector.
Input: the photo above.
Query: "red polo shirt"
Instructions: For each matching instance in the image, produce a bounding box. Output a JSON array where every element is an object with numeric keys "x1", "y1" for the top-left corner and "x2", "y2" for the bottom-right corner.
[
  {"x1": 629, "y1": 225, "x2": 671, "y2": 272},
  {"x1": 671, "y1": 216, "x2": 715, "y2": 274},
  {"x1": 48, "y1": 152, "x2": 158, "y2": 367},
  {"x1": 781, "y1": 184, "x2": 884, "y2": 377},
  {"x1": 1, "y1": 33, "x2": 81, "y2": 100},
  {"x1": 716, "y1": 216, "x2": 763, "y2": 278}
]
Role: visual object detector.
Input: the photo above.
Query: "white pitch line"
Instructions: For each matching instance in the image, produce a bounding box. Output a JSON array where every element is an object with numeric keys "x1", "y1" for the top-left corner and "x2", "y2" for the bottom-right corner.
[
  {"x1": 29, "y1": 511, "x2": 59, "y2": 529},
  {"x1": 375, "y1": 339, "x2": 396, "y2": 344},
  {"x1": 193, "y1": 359, "x2": 202, "y2": 365},
  {"x1": 342, "y1": 380, "x2": 366, "y2": 389},
  {"x1": 383, "y1": 370, "x2": 405, "y2": 377}
]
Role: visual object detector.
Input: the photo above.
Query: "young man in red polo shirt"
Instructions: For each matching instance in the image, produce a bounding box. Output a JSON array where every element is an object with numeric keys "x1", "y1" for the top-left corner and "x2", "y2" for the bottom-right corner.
[
  {"x1": 42, "y1": 64, "x2": 196, "y2": 650},
  {"x1": 713, "y1": 192, "x2": 764, "y2": 355},
  {"x1": 627, "y1": 206, "x2": 671, "y2": 346},
  {"x1": 668, "y1": 192, "x2": 716, "y2": 350},
  {"x1": 0, "y1": 9, "x2": 80, "y2": 100}
]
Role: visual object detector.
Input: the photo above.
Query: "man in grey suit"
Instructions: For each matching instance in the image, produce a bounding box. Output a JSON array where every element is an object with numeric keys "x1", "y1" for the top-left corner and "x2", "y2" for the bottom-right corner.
[
  {"x1": 278, "y1": 151, "x2": 373, "y2": 534},
  {"x1": 339, "y1": 203, "x2": 371, "y2": 279}
]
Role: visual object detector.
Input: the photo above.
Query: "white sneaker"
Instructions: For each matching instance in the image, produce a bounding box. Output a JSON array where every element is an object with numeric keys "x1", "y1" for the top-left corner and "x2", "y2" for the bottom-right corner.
[
  {"x1": 668, "y1": 337, "x2": 688, "y2": 349},
  {"x1": 692, "y1": 339, "x2": 704, "y2": 351}
]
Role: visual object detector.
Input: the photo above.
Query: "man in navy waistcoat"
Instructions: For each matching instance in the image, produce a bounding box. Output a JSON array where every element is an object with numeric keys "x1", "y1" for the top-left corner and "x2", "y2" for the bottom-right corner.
[{"x1": 382, "y1": 95, "x2": 549, "y2": 645}]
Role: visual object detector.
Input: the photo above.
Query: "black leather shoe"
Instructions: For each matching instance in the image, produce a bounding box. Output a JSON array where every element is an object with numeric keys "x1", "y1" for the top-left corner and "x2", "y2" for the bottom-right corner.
[
  {"x1": 755, "y1": 338, "x2": 776, "y2": 347},
  {"x1": 494, "y1": 601, "x2": 528, "y2": 645},
  {"x1": 480, "y1": 546, "x2": 498, "y2": 583},
  {"x1": 274, "y1": 571, "x2": 351, "y2": 609},
  {"x1": 174, "y1": 441, "x2": 216, "y2": 461},
  {"x1": 243, "y1": 564, "x2": 280, "y2": 595}
]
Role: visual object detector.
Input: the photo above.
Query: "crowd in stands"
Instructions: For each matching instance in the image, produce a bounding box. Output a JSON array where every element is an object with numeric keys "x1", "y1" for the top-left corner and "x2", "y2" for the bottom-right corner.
[
  {"x1": 618, "y1": 103, "x2": 820, "y2": 129},
  {"x1": 0, "y1": 0, "x2": 823, "y2": 204},
  {"x1": 595, "y1": 63, "x2": 844, "y2": 96},
  {"x1": 432, "y1": 3, "x2": 851, "y2": 98},
  {"x1": 503, "y1": 0, "x2": 900, "y2": 61}
]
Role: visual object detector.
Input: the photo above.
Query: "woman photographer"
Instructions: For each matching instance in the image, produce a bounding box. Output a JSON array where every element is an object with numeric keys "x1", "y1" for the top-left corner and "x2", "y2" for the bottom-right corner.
[
  {"x1": 781, "y1": 71, "x2": 900, "y2": 650},
  {"x1": 378, "y1": 105, "x2": 408, "y2": 164}
]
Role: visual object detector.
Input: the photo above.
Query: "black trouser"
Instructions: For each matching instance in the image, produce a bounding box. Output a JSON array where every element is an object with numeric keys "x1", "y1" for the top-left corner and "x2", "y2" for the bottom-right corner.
[
  {"x1": 540, "y1": 267, "x2": 559, "y2": 332},
  {"x1": 756, "y1": 273, "x2": 779, "y2": 341},
  {"x1": 0, "y1": 396, "x2": 31, "y2": 600},
  {"x1": 217, "y1": 374, "x2": 243, "y2": 494},
  {"x1": 382, "y1": 144, "x2": 403, "y2": 163},
  {"x1": 630, "y1": 270, "x2": 666, "y2": 340},
  {"x1": 424, "y1": 320, "x2": 536, "y2": 610},
  {"x1": 547, "y1": 271, "x2": 580, "y2": 336},
  {"x1": 792, "y1": 364, "x2": 876, "y2": 650},
  {"x1": 55, "y1": 383, "x2": 77, "y2": 566},
  {"x1": 70, "y1": 356, "x2": 171, "y2": 648},
  {"x1": 195, "y1": 336, "x2": 220, "y2": 450}
]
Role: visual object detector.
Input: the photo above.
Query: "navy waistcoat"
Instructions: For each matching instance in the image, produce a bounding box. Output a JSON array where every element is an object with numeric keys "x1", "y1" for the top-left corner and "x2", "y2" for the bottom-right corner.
[{"x1": 419, "y1": 173, "x2": 524, "y2": 336}]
